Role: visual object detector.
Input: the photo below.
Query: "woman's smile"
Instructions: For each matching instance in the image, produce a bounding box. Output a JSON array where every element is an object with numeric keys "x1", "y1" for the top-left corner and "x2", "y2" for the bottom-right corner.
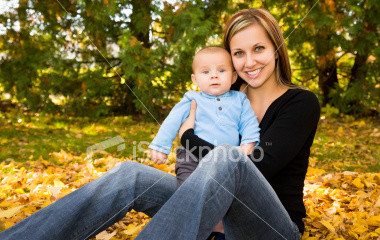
[{"x1": 246, "y1": 66, "x2": 264, "y2": 79}]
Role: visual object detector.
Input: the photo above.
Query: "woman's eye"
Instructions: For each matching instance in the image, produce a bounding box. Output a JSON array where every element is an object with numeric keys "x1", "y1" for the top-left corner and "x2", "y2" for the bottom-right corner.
[
  {"x1": 256, "y1": 46, "x2": 264, "y2": 51},
  {"x1": 233, "y1": 51, "x2": 243, "y2": 56}
]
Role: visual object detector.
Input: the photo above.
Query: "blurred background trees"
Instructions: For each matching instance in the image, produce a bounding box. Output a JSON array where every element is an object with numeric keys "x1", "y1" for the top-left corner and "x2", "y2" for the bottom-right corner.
[{"x1": 0, "y1": 0, "x2": 379, "y2": 120}]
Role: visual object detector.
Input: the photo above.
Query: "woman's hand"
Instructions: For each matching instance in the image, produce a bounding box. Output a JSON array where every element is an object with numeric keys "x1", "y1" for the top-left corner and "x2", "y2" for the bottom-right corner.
[{"x1": 179, "y1": 100, "x2": 197, "y2": 139}]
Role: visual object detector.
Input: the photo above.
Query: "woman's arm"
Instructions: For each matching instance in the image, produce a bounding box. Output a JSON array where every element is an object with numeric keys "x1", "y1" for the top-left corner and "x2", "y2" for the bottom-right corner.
[{"x1": 181, "y1": 128, "x2": 215, "y2": 159}]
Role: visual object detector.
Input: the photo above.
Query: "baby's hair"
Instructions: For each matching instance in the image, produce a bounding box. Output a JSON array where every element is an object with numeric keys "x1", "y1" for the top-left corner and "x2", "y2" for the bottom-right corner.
[
  {"x1": 192, "y1": 46, "x2": 231, "y2": 73},
  {"x1": 195, "y1": 46, "x2": 228, "y2": 55}
]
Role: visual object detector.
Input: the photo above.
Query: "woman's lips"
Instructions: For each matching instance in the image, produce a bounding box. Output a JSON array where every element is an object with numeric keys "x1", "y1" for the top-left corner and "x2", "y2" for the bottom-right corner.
[{"x1": 246, "y1": 66, "x2": 264, "y2": 78}]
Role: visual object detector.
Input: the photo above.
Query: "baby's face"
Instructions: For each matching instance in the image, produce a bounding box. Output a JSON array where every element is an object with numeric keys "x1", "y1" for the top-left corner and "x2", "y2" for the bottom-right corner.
[{"x1": 191, "y1": 51, "x2": 237, "y2": 96}]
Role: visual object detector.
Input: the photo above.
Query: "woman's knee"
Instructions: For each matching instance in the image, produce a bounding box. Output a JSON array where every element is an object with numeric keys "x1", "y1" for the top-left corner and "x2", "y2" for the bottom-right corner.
[
  {"x1": 199, "y1": 144, "x2": 247, "y2": 171},
  {"x1": 107, "y1": 160, "x2": 142, "y2": 178},
  {"x1": 207, "y1": 143, "x2": 245, "y2": 162}
]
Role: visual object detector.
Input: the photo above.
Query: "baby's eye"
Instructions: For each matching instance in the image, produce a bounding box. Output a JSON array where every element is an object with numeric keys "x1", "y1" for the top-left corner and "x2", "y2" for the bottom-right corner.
[
  {"x1": 219, "y1": 69, "x2": 225, "y2": 73},
  {"x1": 255, "y1": 46, "x2": 264, "y2": 51},
  {"x1": 203, "y1": 71, "x2": 209, "y2": 74}
]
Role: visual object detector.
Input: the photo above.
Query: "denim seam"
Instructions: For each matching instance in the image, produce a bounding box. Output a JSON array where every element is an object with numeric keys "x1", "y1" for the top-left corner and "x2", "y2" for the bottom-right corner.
[
  {"x1": 204, "y1": 161, "x2": 240, "y2": 206},
  {"x1": 69, "y1": 198, "x2": 163, "y2": 240}
]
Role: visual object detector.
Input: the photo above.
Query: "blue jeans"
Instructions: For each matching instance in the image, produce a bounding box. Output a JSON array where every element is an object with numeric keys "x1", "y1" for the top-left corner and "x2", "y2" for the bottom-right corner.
[{"x1": 0, "y1": 144, "x2": 301, "y2": 240}]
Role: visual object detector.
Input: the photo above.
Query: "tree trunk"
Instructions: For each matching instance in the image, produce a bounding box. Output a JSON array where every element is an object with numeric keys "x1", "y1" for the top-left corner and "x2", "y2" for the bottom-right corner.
[
  {"x1": 318, "y1": 59, "x2": 338, "y2": 106},
  {"x1": 130, "y1": 0, "x2": 152, "y2": 49},
  {"x1": 349, "y1": 22, "x2": 376, "y2": 86},
  {"x1": 316, "y1": 44, "x2": 338, "y2": 106}
]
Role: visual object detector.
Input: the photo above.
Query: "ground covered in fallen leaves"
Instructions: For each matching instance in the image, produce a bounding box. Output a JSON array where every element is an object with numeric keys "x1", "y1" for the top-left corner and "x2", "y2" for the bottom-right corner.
[{"x1": 0, "y1": 116, "x2": 379, "y2": 239}]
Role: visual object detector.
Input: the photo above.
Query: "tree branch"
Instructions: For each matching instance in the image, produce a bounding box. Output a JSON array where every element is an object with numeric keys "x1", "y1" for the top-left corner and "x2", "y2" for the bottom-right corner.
[
  {"x1": 293, "y1": 74, "x2": 318, "y2": 83},
  {"x1": 292, "y1": 66, "x2": 317, "y2": 71}
]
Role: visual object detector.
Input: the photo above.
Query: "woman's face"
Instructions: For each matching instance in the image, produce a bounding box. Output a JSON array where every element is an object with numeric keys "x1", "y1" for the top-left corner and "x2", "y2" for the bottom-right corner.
[{"x1": 230, "y1": 24, "x2": 277, "y2": 89}]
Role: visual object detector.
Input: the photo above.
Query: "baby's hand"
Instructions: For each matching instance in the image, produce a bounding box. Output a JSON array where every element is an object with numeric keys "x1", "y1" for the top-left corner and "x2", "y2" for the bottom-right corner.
[
  {"x1": 150, "y1": 150, "x2": 168, "y2": 164},
  {"x1": 238, "y1": 143, "x2": 255, "y2": 155}
]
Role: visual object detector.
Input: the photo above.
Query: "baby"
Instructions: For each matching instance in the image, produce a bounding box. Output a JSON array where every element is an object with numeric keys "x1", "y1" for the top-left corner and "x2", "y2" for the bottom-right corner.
[{"x1": 149, "y1": 46, "x2": 260, "y2": 186}]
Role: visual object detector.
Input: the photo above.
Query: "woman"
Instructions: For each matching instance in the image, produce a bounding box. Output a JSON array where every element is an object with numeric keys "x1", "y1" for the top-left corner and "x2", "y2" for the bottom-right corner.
[{"x1": 0, "y1": 8, "x2": 319, "y2": 240}]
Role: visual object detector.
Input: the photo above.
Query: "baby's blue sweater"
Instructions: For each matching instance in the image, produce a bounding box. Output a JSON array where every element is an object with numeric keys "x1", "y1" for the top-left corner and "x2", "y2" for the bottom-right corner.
[{"x1": 149, "y1": 90, "x2": 260, "y2": 154}]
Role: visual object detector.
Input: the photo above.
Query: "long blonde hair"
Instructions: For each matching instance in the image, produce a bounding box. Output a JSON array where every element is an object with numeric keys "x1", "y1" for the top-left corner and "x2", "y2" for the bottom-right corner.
[{"x1": 224, "y1": 8, "x2": 296, "y2": 89}]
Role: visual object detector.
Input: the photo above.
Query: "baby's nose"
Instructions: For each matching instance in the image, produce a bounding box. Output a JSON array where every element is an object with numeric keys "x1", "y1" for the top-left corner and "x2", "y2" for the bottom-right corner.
[{"x1": 211, "y1": 71, "x2": 218, "y2": 78}]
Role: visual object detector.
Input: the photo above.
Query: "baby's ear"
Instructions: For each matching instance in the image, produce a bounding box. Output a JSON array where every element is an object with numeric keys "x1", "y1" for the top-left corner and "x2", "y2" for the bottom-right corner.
[
  {"x1": 232, "y1": 71, "x2": 238, "y2": 84},
  {"x1": 191, "y1": 74, "x2": 198, "y2": 86}
]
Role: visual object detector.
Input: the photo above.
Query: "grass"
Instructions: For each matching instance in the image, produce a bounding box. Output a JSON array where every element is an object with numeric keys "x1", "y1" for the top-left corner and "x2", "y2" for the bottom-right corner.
[
  {"x1": 0, "y1": 113, "x2": 161, "y2": 164},
  {"x1": 0, "y1": 111, "x2": 379, "y2": 172},
  {"x1": 310, "y1": 115, "x2": 379, "y2": 172}
]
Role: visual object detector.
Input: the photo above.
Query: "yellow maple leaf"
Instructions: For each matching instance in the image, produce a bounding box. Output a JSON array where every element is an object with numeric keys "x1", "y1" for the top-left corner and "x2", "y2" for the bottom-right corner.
[
  {"x1": 307, "y1": 167, "x2": 325, "y2": 175},
  {"x1": 4, "y1": 222, "x2": 14, "y2": 229},
  {"x1": 95, "y1": 230, "x2": 116, "y2": 240},
  {"x1": 124, "y1": 224, "x2": 144, "y2": 236},
  {"x1": 15, "y1": 188, "x2": 24, "y2": 194},
  {"x1": 365, "y1": 232, "x2": 378, "y2": 238},
  {"x1": 352, "y1": 178, "x2": 364, "y2": 189},
  {"x1": 351, "y1": 224, "x2": 368, "y2": 234},
  {"x1": 319, "y1": 220, "x2": 336, "y2": 234},
  {"x1": 374, "y1": 196, "x2": 380, "y2": 207},
  {"x1": 0, "y1": 205, "x2": 25, "y2": 218},
  {"x1": 54, "y1": 180, "x2": 65, "y2": 187},
  {"x1": 153, "y1": 164, "x2": 169, "y2": 172},
  {"x1": 368, "y1": 216, "x2": 380, "y2": 227},
  {"x1": 307, "y1": 211, "x2": 321, "y2": 220}
]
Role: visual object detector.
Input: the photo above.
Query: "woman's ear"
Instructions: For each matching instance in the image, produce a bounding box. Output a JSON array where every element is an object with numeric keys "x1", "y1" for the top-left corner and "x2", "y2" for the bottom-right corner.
[
  {"x1": 191, "y1": 74, "x2": 198, "y2": 86},
  {"x1": 232, "y1": 71, "x2": 238, "y2": 84}
]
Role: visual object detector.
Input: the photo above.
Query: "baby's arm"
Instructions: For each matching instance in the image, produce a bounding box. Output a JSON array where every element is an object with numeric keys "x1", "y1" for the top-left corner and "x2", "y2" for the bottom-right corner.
[
  {"x1": 238, "y1": 94, "x2": 260, "y2": 153},
  {"x1": 149, "y1": 92, "x2": 194, "y2": 163}
]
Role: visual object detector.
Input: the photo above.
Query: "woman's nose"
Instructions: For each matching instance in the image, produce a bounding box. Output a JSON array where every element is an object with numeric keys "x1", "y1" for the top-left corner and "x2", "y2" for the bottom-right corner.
[{"x1": 245, "y1": 54, "x2": 256, "y2": 68}]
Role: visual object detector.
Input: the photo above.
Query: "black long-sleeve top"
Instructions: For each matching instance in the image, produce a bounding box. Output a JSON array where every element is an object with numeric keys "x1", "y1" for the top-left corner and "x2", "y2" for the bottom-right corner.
[{"x1": 181, "y1": 88, "x2": 320, "y2": 233}]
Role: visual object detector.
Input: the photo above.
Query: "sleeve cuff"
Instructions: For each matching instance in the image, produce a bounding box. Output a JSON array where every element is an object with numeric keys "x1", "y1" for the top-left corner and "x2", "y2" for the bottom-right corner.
[{"x1": 149, "y1": 143, "x2": 171, "y2": 155}]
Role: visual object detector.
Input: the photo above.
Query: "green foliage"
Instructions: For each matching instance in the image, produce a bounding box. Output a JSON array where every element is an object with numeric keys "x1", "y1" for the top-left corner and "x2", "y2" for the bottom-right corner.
[
  {"x1": 118, "y1": 0, "x2": 229, "y2": 120},
  {"x1": 0, "y1": 0, "x2": 378, "y2": 118},
  {"x1": 0, "y1": 0, "x2": 231, "y2": 120},
  {"x1": 321, "y1": 104, "x2": 339, "y2": 117},
  {"x1": 264, "y1": 0, "x2": 379, "y2": 114}
]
